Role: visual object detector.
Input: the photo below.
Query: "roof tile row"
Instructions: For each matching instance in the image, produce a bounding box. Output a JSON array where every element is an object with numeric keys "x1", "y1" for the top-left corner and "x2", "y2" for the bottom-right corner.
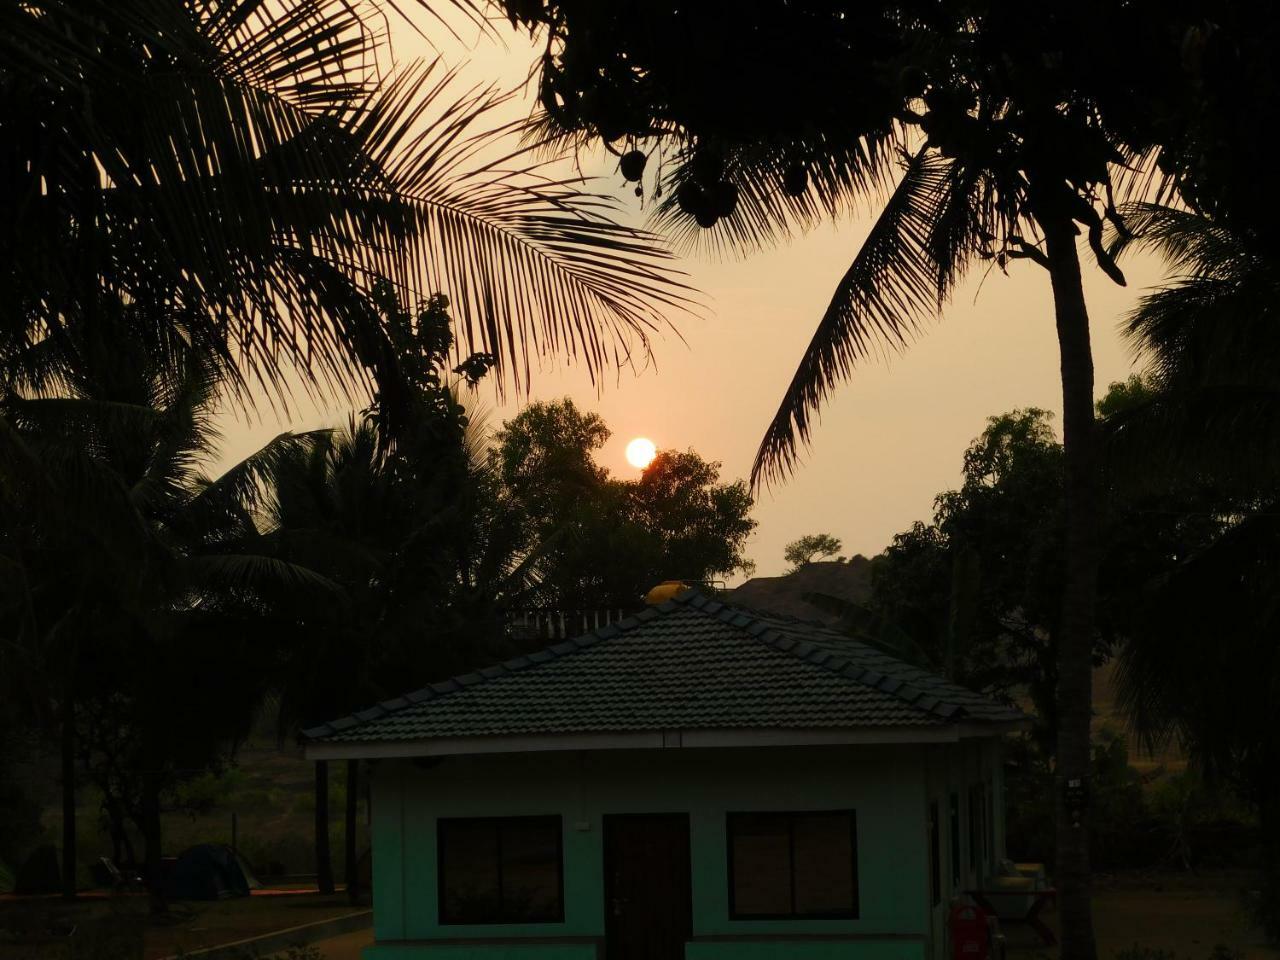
[{"x1": 303, "y1": 589, "x2": 1024, "y2": 744}]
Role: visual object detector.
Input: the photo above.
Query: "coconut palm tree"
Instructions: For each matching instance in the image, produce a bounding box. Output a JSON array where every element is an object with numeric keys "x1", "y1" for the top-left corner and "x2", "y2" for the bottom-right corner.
[
  {"x1": 1, "y1": 0, "x2": 694, "y2": 411},
  {"x1": 495, "y1": 4, "x2": 1200, "y2": 951},
  {"x1": 0, "y1": 296, "x2": 342, "y2": 906},
  {"x1": 263, "y1": 413, "x2": 542, "y2": 891},
  {"x1": 1106, "y1": 203, "x2": 1280, "y2": 937},
  {"x1": 261, "y1": 285, "x2": 543, "y2": 897}
]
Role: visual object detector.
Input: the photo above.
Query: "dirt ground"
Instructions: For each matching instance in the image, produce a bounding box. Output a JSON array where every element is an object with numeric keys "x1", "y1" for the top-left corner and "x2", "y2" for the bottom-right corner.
[
  {"x1": 0, "y1": 890, "x2": 361, "y2": 960},
  {"x1": 1005, "y1": 871, "x2": 1278, "y2": 960},
  {"x1": 312, "y1": 929, "x2": 370, "y2": 960},
  {"x1": 302, "y1": 871, "x2": 1279, "y2": 960},
  {"x1": 3, "y1": 872, "x2": 1275, "y2": 960}
]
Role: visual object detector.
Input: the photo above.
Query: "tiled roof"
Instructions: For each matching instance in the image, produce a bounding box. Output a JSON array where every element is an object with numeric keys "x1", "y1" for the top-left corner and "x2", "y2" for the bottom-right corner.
[{"x1": 302, "y1": 590, "x2": 1025, "y2": 743}]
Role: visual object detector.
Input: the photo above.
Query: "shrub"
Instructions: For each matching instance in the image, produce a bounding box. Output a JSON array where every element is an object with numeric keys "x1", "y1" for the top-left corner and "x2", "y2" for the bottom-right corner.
[{"x1": 237, "y1": 831, "x2": 313, "y2": 877}]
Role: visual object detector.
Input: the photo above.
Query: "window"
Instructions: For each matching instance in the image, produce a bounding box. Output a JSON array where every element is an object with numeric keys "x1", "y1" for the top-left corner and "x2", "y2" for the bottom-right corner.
[
  {"x1": 928, "y1": 801, "x2": 940, "y2": 907},
  {"x1": 727, "y1": 811, "x2": 858, "y2": 919},
  {"x1": 438, "y1": 816, "x2": 563, "y2": 924}
]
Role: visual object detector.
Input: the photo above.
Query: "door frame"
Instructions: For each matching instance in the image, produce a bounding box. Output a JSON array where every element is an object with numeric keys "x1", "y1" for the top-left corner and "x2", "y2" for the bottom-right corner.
[{"x1": 601, "y1": 812, "x2": 693, "y2": 960}]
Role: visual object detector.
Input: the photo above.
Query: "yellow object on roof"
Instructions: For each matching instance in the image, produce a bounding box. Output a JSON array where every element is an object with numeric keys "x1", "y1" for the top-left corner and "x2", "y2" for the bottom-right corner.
[{"x1": 645, "y1": 580, "x2": 690, "y2": 605}]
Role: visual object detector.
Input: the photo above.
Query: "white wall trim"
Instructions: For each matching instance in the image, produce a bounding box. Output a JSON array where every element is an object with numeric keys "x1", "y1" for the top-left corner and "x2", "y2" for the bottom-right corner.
[{"x1": 304, "y1": 721, "x2": 1027, "y2": 761}]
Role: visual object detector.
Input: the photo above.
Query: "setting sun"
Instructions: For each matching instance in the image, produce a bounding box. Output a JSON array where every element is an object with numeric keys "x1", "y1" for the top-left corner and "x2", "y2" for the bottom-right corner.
[{"x1": 625, "y1": 437, "x2": 657, "y2": 469}]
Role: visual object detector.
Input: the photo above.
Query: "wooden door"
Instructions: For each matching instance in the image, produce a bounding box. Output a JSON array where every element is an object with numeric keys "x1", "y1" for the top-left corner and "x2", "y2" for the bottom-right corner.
[{"x1": 603, "y1": 814, "x2": 692, "y2": 960}]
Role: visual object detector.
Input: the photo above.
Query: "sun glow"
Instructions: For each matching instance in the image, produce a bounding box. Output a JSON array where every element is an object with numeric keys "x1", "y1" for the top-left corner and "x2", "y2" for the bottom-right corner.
[{"x1": 625, "y1": 437, "x2": 657, "y2": 469}]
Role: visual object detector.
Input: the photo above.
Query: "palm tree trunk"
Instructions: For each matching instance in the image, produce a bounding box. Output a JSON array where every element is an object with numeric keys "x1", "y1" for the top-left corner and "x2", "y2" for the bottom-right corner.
[
  {"x1": 1043, "y1": 215, "x2": 1100, "y2": 960},
  {"x1": 315, "y1": 759, "x2": 335, "y2": 895},
  {"x1": 60, "y1": 692, "x2": 76, "y2": 901},
  {"x1": 344, "y1": 759, "x2": 360, "y2": 904}
]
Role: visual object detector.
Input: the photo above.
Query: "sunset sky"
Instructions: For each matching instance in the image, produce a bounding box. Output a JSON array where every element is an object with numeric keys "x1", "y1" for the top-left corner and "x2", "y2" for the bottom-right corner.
[{"x1": 217, "y1": 11, "x2": 1168, "y2": 581}]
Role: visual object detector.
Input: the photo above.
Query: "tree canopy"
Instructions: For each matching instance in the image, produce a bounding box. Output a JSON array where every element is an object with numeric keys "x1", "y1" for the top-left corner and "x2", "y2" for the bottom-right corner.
[
  {"x1": 493, "y1": 399, "x2": 756, "y2": 607},
  {"x1": 783, "y1": 534, "x2": 844, "y2": 571}
]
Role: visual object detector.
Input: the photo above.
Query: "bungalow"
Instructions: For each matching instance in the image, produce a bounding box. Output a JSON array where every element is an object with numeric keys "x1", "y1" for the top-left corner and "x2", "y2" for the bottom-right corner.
[{"x1": 303, "y1": 589, "x2": 1027, "y2": 960}]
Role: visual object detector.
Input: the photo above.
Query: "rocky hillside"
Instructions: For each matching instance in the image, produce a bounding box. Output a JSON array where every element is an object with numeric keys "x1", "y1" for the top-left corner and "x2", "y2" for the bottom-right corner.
[{"x1": 727, "y1": 557, "x2": 872, "y2": 623}]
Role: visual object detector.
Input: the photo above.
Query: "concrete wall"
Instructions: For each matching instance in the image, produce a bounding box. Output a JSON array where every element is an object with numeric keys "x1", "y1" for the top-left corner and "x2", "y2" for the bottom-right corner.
[
  {"x1": 365, "y1": 740, "x2": 1006, "y2": 960},
  {"x1": 924, "y1": 739, "x2": 1007, "y2": 960}
]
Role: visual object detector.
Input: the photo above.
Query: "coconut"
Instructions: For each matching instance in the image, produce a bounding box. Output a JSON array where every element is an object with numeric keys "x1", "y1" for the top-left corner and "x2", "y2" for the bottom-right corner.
[
  {"x1": 709, "y1": 179, "x2": 738, "y2": 218},
  {"x1": 620, "y1": 150, "x2": 647, "y2": 182},
  {"x1": 782, "y1": 163, "x2": 808, "y2": 197},
  {"x1": 676, "y1": 180, "x2": 705, "y2": 215},
  {"x1": 694, "y1": 206, "x2": 719, "y2": 229}
]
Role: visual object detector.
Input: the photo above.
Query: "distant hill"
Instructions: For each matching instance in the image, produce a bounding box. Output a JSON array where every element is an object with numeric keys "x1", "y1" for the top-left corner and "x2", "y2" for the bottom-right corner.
[{"x1": 727, "y1": 557, "x2": 872, "y2": 624}]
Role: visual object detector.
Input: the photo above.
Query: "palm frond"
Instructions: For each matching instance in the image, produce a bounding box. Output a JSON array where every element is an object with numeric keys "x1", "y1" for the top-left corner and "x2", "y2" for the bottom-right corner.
[
  {"x1": 1115, "y1": 508, "x2": 1280, "y2": 762},
  {"x1": 367, "y1": 66, "x2": 701, "y2": 395},
  {"x1": 1104, "y1": 202, "x2": 1280, "y2": 486},
  {"x1": 181, "y1": 551, "x2": 349, "y2": 609},
  {"x1": 1108, "y1": 145, "x2": 1184, "y2": 212},
  {"x1": 751, "y1": 149, "x2": 958, "y2": 488},
  {"x1": 650, "y1": 131, "x2": 904, "y2": 260},
  {"x1": 1110, "y1": 203, "x2": 1253, "y2": 280},
  {"x1": 184, "y1": 429, "x2": 334, "y2": 536},
  {"x1": 3, "y1": 3, "x2": 693, "y2": 408}
]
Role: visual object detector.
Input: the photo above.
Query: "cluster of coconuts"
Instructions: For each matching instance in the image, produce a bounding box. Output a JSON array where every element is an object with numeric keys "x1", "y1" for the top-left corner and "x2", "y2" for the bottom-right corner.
[
  {"x1": 918, "y1": 85, "x2": 982, "y2": 159},
  {"x1": 619, "y1": 141, "x2": 810, "y2": 228},
  {"x1": 674, "y1": 149, "x2": 738, "y2": 229}
]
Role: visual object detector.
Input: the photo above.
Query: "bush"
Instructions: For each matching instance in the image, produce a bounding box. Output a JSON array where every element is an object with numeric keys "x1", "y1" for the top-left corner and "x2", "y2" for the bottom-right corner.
[
  {"x1": 0, "y1": 763, "x2": 46, "y2": 874},
  {"x1": 1004, "y1": 730, "x2": 1256, "y2": 872},
  {"x1": 237, "y1": 831, "x2": 313, "y2": 878},
  {"x1": 171, "y1": 767, "x2": 247, "y2": 816}
]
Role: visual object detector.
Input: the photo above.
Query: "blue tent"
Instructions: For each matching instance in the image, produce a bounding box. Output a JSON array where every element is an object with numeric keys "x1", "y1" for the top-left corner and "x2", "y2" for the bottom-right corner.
[{"x1": 165, "y1": 844, "x2": 260, "y2": 900}]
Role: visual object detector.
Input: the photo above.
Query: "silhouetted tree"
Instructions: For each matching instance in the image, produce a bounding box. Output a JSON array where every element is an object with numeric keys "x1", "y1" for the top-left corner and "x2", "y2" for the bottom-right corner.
[
  {"x1": 1, "y1": 0, "x2": 692, "y2": 412},
  {"x1": 784, "y1": 534, "x2": 844, "y2": 571},
  {"x1": 495, "y1": 5, "x2": 1212, "y2": 950},
  {"x1": 0, "y1": 300, "x2": 339, "y2": 910},
  {"x1": 492, "y1": 399, "x2": 756, "y2": 606},
  {"x1": 1108, "y1": 202, "x2": 1280, "y2": 939},
  {"x1": 266, "y1": 286, "x2": 534, "y2": 895},
  {"x1": 869, "y1": 402, "x2": 1216, "y2": 755}
]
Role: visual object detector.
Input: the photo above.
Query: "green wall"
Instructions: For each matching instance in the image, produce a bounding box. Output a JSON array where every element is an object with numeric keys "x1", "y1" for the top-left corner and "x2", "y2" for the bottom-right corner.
[{"x1": 365, "y1": 740, "x2": 1006, "y2": 960}]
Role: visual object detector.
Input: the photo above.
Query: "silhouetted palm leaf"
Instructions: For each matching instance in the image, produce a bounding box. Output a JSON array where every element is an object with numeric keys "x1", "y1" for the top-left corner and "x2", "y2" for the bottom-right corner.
[
  {"x1": 2, "y1": 1, "x2": 693, "y2": 407},
  {"x1": 751, "y1": 150, "x2": 958, "y2": 486},
  {"x1": 652, "y1": 133, "x2": 903, "y2": 259},
  {"x1": 1107, "y1": 202, "x2": 1280, "y2": 486}
]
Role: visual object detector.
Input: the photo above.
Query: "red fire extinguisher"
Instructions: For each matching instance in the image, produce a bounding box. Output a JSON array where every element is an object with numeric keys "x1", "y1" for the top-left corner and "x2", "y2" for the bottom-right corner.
[{"x1": 949, "y1": 902, "x2": 991, "y2": 960}]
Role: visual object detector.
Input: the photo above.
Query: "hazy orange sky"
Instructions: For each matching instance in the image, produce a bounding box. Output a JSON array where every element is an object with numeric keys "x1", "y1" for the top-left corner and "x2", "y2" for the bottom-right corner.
[{"x1": 218, "y1": 12, "x2": 1168, "y2": 582}]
